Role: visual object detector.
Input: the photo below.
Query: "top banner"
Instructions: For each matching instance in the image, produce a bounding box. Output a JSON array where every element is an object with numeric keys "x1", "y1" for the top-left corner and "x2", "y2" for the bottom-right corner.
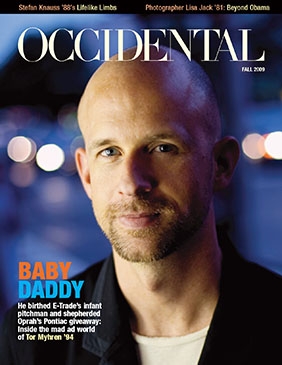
[{"x1": 1, "y1": 1, "x2": 282, "y2": 14}]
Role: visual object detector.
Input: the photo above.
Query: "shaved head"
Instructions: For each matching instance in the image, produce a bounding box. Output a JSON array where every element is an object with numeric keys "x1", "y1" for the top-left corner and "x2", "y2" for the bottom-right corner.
[
  {"x1": 75, "y1": 46, "x2": 239, "y2": 263},
  {"x1": 78, "y1": 46, "x2": 221, "y2": 145}
]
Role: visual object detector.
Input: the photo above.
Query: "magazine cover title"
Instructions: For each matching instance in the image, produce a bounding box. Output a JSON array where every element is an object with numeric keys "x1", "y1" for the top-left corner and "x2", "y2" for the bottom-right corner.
[{"x1": 17, "y1": 27, "x2": 266, "y2": 62}]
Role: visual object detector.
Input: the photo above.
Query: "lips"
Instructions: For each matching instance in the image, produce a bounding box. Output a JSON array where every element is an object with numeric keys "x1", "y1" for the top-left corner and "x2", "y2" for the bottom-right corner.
[{"x1": 118, "y1": 212, "x2": 160, "y2": 228}]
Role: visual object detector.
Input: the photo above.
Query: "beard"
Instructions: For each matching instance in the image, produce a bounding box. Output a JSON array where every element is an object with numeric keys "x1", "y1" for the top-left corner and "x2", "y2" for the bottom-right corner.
[{"x1": 96, "y1": 195, "x2": 211, "y2": 263}]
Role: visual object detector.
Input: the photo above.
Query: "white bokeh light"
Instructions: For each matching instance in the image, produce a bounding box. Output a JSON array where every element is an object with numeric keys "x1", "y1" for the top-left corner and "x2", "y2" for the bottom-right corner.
[
  {"x1": 36, "y1": 144, "x2": 65, "y2": 171},
  {"x1": 264, "y1": 132, "x2": 282, "y2": 160}
]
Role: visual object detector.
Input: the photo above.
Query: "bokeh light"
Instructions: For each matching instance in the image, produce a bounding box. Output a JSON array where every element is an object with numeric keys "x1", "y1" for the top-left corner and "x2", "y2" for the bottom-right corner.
[
  {"x1": 41, "y1": 176, "x2": 71, "y2": 204},
  {"x1": 264, "y1": 132, "x2": 282, "y2": 160},
  {"x1": 36, "y1": 144, "x2": 65, "y2": 172},
  {"x1": 57, "y1": 104, "x2": 79, "y2": 132},
  {"x1": 9, "y1": 163, "x2": 37, "y2": 187},
  {"x1": 242, "y1": 133, "x2": 265, "y2": 160},
  {"x1": 7, "y1": 136, "x2": 37, "y2": 163},
  {"x1": 70, "y1": 135, "x2": 84, "y2": 156},
  {"x1": 242, "y1": 131, "x2": 282, "y2": 161}
]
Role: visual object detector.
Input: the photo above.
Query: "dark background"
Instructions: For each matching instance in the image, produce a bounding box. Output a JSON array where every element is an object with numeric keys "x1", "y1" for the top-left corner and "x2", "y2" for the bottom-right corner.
[{"x1": 1, "y1": 13, "x2": 282, "y2": 319}]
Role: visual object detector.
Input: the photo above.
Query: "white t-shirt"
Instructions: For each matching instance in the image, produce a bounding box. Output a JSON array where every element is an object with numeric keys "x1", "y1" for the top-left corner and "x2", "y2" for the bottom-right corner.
[{"x1": 132, "y1": 326, "x2": 209, "y2": 365}]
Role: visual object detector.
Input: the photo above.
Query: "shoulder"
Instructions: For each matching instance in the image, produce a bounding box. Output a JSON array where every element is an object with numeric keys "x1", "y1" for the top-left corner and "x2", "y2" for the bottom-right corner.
[
  {"x1": 242, "y1": 259, "x2": 282, "y2": 301},
  {"x1": 218, "y1": 227, "x2": 282, "y2": 308},
  {"x1": 222, "y1": 245, "x2": 282, "y2": 319},
  {"x1": 219, "y1": 226, "x2": 282, "y2": 290}
]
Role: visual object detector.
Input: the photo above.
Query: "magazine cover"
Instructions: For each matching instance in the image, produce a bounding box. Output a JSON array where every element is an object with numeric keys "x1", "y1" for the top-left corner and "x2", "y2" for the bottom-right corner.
[{"x1": 0, "y1": 2, "x2": 282, "y2": 364}]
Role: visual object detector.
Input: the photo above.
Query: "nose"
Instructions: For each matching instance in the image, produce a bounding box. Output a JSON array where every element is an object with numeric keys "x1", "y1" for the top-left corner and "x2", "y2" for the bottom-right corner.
[{"x1": 118, "y1": 154, "x2": 157, "y2": 196}]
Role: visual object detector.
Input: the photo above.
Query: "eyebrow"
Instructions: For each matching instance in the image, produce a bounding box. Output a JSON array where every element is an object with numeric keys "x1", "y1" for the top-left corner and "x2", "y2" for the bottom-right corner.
[
  {"x1": 89, "y1": 139, "x2": 117, "y2": 152},
  {"x1": 88, "y1": 132, "x2": 191, "y2": 152}
]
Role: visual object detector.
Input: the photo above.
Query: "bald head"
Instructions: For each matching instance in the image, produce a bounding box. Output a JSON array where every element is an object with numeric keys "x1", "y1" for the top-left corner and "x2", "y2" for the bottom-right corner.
[
  {"x1": 75, "y1": 46, "x2": 240, "y2": 263},
  {"x1": 78, "y1": 46, "x2": 221, "y2": 144}
]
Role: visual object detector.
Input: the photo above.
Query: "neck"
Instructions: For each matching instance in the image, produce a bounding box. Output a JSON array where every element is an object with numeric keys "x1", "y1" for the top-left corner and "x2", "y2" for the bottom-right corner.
[{"x1": 113, "y1": 222, "x2": 222, "y2": 337}]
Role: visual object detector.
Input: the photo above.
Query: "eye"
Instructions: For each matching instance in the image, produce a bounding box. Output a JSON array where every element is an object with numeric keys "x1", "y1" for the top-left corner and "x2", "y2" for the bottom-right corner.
[
  {"x1": 153, "y1": 144, "x2": 178, "y2": 153},
  {"x1": 99, "y1": 147, "x2": 120, "y2": 157}
]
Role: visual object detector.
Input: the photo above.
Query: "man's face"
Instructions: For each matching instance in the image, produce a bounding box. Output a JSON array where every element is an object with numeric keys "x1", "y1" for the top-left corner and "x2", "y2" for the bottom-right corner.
[{"x1": 78, "y1": 73, "x2": 216, "y2": 263}]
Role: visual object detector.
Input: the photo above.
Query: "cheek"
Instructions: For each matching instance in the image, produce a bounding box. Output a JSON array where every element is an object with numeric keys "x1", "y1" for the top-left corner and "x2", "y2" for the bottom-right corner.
[
  {"x1": 162, "y1": 160, "x2": 213, "y2": 206},
  {"x1": 158, "y1": 167, "x2": 194, "y2": 205},
  {"x1": 89, "y1": 169, "x2": 114, "y2": 210}
]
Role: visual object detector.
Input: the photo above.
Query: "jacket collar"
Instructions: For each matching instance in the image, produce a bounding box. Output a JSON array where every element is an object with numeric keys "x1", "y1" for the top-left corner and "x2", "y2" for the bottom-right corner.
[
  {"x1": 83, "y1": 228, "x2": 254, "y2": 364},
  {"x1": 199, "y1": 228, "x2": 255, "y2": 365},
  {"x1": 82, "y1": 255, "x2": 138, "y2": 364}
]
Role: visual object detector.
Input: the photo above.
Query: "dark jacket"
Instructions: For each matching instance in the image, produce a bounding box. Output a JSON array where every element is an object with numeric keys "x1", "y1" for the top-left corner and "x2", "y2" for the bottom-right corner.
[{"x1": 1, "y1": 230, "x2": 282, "y2": 364}]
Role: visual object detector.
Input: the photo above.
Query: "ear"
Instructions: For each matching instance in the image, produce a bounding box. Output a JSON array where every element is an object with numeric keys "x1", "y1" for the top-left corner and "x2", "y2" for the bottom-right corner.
[
  {"x1": 75, "y1": 147, "x2": 92, "y2": 200},
  {"x1": 213, "y1": 136, "x2": 240, "y2": 192}
]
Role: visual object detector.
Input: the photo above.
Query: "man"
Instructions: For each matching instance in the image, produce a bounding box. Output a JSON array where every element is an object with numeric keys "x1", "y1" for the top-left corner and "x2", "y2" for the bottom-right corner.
[{"x1": 1, "y1": 46, "x2": 282, "y2": 364}]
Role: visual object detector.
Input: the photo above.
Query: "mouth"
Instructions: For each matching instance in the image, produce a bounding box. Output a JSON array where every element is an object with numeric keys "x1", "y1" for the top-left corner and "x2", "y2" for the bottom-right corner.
[{"x1": 118, "y1": 212, "x2": 160, "y2": 229}]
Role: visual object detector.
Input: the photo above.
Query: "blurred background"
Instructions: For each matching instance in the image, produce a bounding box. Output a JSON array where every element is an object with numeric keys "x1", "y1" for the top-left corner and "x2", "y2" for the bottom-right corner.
[{"x1": 0, "y1": 13, "x2": 282, "y2": 320}]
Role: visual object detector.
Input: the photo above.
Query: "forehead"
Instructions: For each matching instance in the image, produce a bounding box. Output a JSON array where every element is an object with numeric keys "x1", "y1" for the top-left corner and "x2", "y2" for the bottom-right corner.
[
  {"x1": 78, "y1": 57, "x2": 221, "y2": 148},
  {"x1": 82, "y1": 66, "x2": 202, "y2": 133},
  {"x1": 84, "y1": 87, "x2": 203, "y2": 149},
  {"x1": 89, "y1": 61, "x2": 186, "y2": 106}
]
